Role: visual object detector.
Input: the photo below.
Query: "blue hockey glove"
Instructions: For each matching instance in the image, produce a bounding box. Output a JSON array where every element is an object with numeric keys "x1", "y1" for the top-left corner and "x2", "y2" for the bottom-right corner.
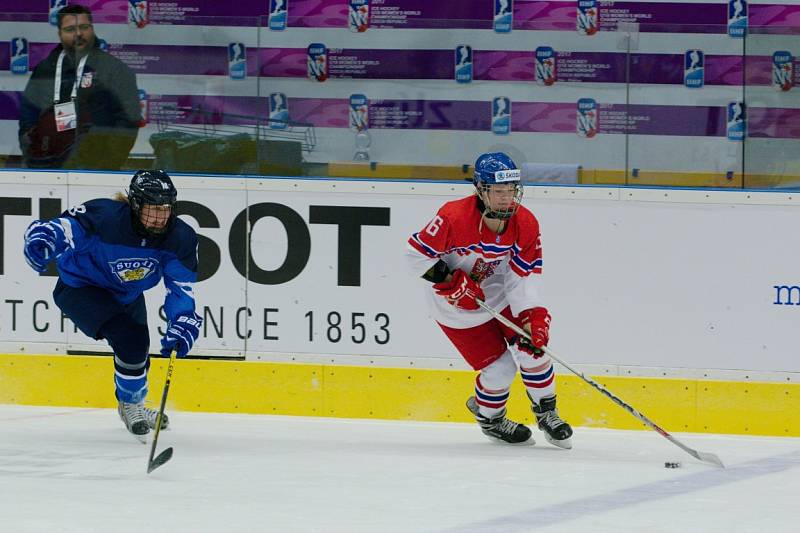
[
  {"x1": 160, "y1": 312, "x2": 202, "y2": 358},
  {"x1": 23, "y1": 221, "x2": 58, "y2": 272}
]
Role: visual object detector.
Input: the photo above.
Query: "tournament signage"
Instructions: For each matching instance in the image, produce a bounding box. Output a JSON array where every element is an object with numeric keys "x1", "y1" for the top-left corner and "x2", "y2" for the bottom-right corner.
[
  {"x1": 2, "y1": 173, "x2": 800, "y2": 375},
  {"x1": 0, "y1": 0, "x2": 791, "y2": 33}
]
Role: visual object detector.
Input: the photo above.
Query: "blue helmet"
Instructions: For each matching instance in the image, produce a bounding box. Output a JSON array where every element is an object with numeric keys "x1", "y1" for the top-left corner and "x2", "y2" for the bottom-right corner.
[
  {"x1": 473, "y1": 152, "x2": 520, "y2": 186},
  {"x1": 473, "y1": 152, "x2": 522, "y2": 219}
]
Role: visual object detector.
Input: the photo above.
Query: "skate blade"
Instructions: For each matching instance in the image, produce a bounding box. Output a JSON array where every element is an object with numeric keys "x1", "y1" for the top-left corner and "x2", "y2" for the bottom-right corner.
[
  {"x1": 543, "y1": 434, "x2": 572, "y2": 450},
  {"x1": 484, "y1": 435, "x2": 536, "y2": 446}
]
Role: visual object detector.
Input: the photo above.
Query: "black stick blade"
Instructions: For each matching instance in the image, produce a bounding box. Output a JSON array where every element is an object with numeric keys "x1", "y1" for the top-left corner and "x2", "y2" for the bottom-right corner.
[{"x1": 147, "y1": 447, "x2": 174, "y2": 474}]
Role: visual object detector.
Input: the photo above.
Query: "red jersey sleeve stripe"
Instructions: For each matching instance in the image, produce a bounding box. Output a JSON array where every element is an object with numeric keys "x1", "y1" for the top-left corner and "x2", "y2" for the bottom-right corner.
[{"x1": 408, "y1": 233, "x2": 440, "y2": 258}]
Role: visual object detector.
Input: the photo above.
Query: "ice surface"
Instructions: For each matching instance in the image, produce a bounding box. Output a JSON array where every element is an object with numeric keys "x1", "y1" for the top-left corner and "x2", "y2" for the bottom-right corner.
[{"x1": 0, "y1": 405, "x2": 797, "y2": 533}]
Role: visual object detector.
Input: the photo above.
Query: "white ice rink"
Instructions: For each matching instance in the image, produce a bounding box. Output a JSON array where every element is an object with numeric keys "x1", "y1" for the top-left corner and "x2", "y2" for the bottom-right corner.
[{"x1": 0, "y1": 405, "x2": 797, "y2": 533}]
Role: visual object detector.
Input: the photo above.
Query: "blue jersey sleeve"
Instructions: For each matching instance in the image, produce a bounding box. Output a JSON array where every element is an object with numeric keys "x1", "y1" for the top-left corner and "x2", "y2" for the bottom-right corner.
[{"x1": 163, "y1": 221, "x2": 199, "y2": 323}]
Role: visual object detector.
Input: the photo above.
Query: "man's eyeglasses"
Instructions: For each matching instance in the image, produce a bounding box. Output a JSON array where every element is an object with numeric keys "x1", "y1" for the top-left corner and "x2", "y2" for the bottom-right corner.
[{"x1": 60, "y1": 24, "x2": 93, "y2": 34}]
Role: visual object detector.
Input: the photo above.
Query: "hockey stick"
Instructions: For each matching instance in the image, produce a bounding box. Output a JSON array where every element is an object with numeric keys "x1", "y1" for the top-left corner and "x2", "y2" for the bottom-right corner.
[
  {"x1": 147, "y1": 350, "x2": 177, "y2": 474},
  {"x1": 476, "y1": 299, "x2": 725, "y2": 468}
]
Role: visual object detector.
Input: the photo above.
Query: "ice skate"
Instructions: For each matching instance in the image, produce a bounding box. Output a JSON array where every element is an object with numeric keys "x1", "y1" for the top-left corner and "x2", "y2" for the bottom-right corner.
[
  {"x1": 117, "y1": 400, "x2": 149, "y2": 443},
  {"x1": 532, "y1": 395, "x2": 573, "y2": 449},
  {"x1": 142, "y1": 405, "x2": 169, "y2": 430},
  {"x1": 466, "y1": 396, "x2": 533, "y2": 445}
]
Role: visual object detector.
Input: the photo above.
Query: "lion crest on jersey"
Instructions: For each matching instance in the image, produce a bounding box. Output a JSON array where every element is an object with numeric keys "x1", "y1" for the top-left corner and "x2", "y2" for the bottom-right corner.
[
  {"x1": 110, "y1": 258, "x2": 158, "y2": 283},
  {"x1": 470, "y1": 257, "x2": 501, "y2": 284}
]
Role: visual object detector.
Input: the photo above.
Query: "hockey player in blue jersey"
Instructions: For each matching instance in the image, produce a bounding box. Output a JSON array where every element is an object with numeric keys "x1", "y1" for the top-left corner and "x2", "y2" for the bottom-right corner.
[{"x1": 22, "y1": 170, "x2": 202, "y2": 442}]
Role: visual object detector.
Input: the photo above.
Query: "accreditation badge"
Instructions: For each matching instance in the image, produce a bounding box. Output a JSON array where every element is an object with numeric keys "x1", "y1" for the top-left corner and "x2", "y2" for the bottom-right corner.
[{"x1": 54, "y1": 100, "x2": 77, "y2": 132}]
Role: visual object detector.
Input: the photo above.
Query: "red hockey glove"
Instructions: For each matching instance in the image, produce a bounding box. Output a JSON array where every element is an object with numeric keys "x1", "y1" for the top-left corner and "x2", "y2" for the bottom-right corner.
[
  {"x1": 433, "y1": 270, "x2": 485, "y2": 311},
  {"x1": 516, "y1": 307, "x2": 551, "y2": 358}
]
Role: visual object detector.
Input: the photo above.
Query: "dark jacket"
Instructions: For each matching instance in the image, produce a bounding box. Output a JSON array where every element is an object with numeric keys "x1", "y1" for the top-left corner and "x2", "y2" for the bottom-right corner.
[{"x1": 19, "y1": 39, "x2": 141, "y2": 169}]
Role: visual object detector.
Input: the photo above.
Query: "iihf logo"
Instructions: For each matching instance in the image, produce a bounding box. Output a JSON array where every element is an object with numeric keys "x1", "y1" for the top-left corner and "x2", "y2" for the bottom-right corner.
[
  {"x1": 727, "y1": 101, "x2": 746, "y2": 141},
  {"x1": 492, "y1": 97, "x2": 511, "y2": 135},
  {"x1": 577, "y1": 0, "x2": 599, "y2": 36},
  {"x1": 110, "y1": 258, "x2": 158, "y2": 283},
  {"x1": 228, "y1": 42, "x2": 247, "y2": 80},
  {"x1": 577, "y1": 98, "x2": 598, "y2": 138},
  {"x1": 269, "y1": 93, "x2": 289, "y2": 130},
  {"x1": 684, "y1": 50, "x2": 704, "y2": 88},
  {"x1": 349, "y1": 94, "x2": 369, "y2": 131},
  {"x1": 269, "y1": 0, "x2": 289, "y2": 31},
  {"x1": 307, "y1": 43, "x2": 328, "y2": 82},
  {"x1": 49, "y1": 0, "x2": 67, "y2": 26},
  {"x1": 535, "y1": 47, "x2": 556, "y2": 86},
  {"x1": 493, "y1": 0, "x2": 513, "y2": 33},
  {"x1": 728, "y1": 0, "x2": 747, "y2": 38},
  {"x1": 772, "y1": 51, "x2": 793, "y2": 91},
  {"x1": 455, "y1": 45, "x2": 473, "y2": 83},
  {"x1": 349, "y1": 0, "x2": 369, "y2": 33},
  {"x1": 10, "y1": 37, "x2": 29, "y2": 75},
  {"x1": 129, "y1": 1, "x2": 148, "y2": 29}
]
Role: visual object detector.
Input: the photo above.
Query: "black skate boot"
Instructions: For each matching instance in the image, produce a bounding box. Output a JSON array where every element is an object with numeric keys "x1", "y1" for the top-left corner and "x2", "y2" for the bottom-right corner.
[
  {"x1": 117, "y1": 401, "x2": 149, "y2": 443},
  {"x1": 466, "y1": 396, "x2": 533, "y2": 444},
  {"x1": 532, "y1": 395, "x2": 573, "y2": 449},
  {"x1": 142, "y1": 406, "x2": 169, "y2": 430}
]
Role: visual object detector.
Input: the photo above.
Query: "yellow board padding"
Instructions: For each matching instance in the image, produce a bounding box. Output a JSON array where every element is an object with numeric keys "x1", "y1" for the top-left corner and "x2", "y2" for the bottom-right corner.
[
  {"x1": 326, "y1": 161, "x2": 800, "y2": 190},
  {"x1": 1, "y1": 354, "x2": 798, "y2": 437}
]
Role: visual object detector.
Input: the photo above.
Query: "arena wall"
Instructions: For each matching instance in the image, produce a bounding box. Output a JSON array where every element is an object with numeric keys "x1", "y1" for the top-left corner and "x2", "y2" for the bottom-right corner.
[{"x1": 0, "y1": 169, "x2": 798, "y2": 436}]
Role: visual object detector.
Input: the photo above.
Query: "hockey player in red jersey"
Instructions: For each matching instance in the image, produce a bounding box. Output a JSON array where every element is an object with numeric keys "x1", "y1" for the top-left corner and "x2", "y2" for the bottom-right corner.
[{"x1": 406, "y1": 152, "x2": 573, "y2": 448}]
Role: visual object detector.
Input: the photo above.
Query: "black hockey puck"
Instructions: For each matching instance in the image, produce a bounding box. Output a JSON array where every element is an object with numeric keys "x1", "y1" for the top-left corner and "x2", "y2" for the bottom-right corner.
[{"x1": 664, "y1": 461, "x2": 681, "y2": 468}]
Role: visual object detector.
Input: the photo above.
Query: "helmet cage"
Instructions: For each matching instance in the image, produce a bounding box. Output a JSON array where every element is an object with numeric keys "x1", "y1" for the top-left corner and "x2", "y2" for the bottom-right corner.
[{"x1": 476, "y1": 178, "x2": 523, "y2": 219}]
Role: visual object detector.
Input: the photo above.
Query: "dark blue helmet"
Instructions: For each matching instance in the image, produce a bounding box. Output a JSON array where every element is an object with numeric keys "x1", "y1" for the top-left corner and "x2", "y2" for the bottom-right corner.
[
  {"x1": 128, "y1": 170, "x2": 177, "y2": 236},
  {"x1": 473, "y1": 152, "x2": 522, "y2": 219}
]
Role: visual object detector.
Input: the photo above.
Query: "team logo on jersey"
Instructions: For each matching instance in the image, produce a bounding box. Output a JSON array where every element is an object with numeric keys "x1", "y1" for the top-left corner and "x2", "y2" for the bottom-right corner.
[
  {"x1": 269, "y1": 92, "x2": 289, "y2": 130},
  {"x1": 349, "y1": 94, "x2": 369, "y2": 131},
  {"x1": 349, "y1": 0, "x2": 369, "y2": 33},
  {"x1": 577, "y1": 98, "x2": 598, "y2": 138},
  {"x1": 228, "y1": 42, "x2": 247, "y2": 80},
  {"x1": 138, "y1": 89, "x2": 148, "y2": 125},
  {"x1": 129, "y1": 1, "x2": 148, "y2": 28},
  {"x1": 110, "y1": 258, "x2": 158, "y2": 283},
  {"x1": 684, "y1": 49, "x2": 704, "y2": 88},
  {"x1": 49, "y1": 0, "x2": 67, "y2": 26},
  {"x1": 471, "y1": 258, "x2": 502, "y2": 284},
  {"x1": 493, "y1": 0, "x2": 513, "y2": 33},
  {"x1": 10, "y1": 37, "x2": 29, "y2": 75},
  {"x1": 307, "y1": 43, "x2": 328, "y2": 81},
  {"x1": 728, "y1": 0, "x2": 747, "y2": 38},
  {"x1": 535, "y1": 47, "x2": 556, "y2": 86},
  {"x1": 772, "y1": 51, "x2": 793, "y2": 91},
  {"x1": 577, "y1": 0, "x2": 599, "y2": 36},
  {"x1": 269, "y1": 0, "x2": 289, "y2": 31},
  {"x1": 727, "y1": 101, "x2": 746, "y2": 141},
  {"x1": 492, "y1": 97, "x2": 511, "y2": 135},
  {"x1": 455, "y1": 45, "x2": 473, "y2": 83}
]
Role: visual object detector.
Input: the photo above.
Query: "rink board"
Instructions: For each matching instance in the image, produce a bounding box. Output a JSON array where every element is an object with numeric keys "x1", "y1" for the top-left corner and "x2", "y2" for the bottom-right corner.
[
  {"x1": 0, "y1": 354, "x2": 797, "y2": 438},
  {"x1": 4, "y1": 171, "x2": 800, "y2": 375}
]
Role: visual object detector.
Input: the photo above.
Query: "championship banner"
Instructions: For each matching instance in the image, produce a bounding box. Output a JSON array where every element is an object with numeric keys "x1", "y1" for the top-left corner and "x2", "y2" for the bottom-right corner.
[
  {"x1": 258, "y1": 47, "x2": 748, "y2": 85},
  {"x1": 2, "y1": 173, "x2": 800, "y2": 376},
  {"x1": 1, "y1": 0, "x2": 795, "y2": 33}
]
